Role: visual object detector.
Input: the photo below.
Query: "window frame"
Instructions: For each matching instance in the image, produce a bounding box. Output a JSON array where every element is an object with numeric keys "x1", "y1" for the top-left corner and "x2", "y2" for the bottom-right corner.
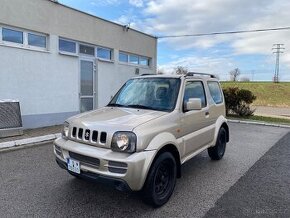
[
  {"x1": 0, "y1": 25, "x2": 48, "y2": 51},
  {"x1": 27, "y1": 32, "x2": 47, "y2": 49},
  {"x1": 96, "y1": 46, "x2": 113, "y2": 61},
  {"x1": 207, "y1": 81, "x2": 224, "y2": 104},
  {"x1": 182, "y1": 80, "x2": 208, "y2": 112},
  {"x1": 79, "y1": 43, "x2": 95, "y2": 56},
  {"x1": 119, "y1": 51, "x2": 151, "y2": 67},
  {"x1": 119, "y1": 52, "x2": 129, "y2": 63},
  {"x1": 58, "y1": 37, "x2": 77, "y2": 55},
  {"x1": 139, "y1": 56, "x2": 150, "y2": 66},
  {"x1": 129, "y1": 54, "x2": 139, "y2": 65},
  {"x1": 1, "y1": 26, "x2": 24, "y2": 45}
]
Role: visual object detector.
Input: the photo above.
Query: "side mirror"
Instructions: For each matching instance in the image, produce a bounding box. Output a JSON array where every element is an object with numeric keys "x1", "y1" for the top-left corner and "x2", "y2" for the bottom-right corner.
[{"x1": 185, "y1": 98, "x2": 202, "y2": 111}]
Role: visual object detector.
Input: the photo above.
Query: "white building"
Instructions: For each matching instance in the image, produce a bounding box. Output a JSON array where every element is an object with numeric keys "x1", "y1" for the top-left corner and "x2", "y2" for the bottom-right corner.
[{"x1": 0, "y1": 0, "x2": 157, "y2": 129}]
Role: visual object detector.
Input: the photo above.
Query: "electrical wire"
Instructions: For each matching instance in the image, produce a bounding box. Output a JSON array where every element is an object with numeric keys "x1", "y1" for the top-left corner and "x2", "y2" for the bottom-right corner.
[{"x1": 157, "y1": 26, "x2": 290, "y2": 39}]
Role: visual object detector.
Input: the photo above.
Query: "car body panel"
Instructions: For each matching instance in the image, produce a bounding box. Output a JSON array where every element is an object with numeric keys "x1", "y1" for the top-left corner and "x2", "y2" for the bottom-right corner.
[{"x1": 53, "y1": 74, "x2": 228, "y2": 191}]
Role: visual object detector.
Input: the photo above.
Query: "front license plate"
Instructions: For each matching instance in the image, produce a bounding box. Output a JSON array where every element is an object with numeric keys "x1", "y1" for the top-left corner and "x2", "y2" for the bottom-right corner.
[{"x1": 67, "y1": 158, "x2": 80, "y2": 174}]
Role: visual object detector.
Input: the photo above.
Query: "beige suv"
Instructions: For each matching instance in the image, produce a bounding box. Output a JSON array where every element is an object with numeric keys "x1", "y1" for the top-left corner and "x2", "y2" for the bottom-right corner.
[{"x1": 54, "y1": 73, "x2": 229, "y2": 207}]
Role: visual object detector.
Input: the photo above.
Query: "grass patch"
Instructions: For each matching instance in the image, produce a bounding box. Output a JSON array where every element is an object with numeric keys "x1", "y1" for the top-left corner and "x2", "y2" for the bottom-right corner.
[
  {"x1": 228, "y1": 114, "x2": 290, "y2": 125},
  {"x1": 221, "y1": 82, "x2": 290, "y2": 108}
]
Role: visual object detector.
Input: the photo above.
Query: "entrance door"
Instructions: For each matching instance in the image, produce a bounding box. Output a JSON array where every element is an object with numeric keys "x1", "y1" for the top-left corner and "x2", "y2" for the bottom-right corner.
[{"x1": 79, "y1": 59, "x2": 96, "y2": 113}]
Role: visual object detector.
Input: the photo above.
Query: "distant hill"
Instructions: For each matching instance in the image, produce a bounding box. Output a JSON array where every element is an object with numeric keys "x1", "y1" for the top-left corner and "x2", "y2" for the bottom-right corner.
[{"x1": 221, "y1": 82, "x2": 290, "y2": 107}]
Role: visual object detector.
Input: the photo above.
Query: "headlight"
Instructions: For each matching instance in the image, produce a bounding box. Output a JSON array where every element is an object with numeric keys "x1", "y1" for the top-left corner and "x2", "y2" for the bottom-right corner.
[
  {"x1": 111, "y1": 132, "x2": 137, "y2": 153},
  {"x1": 62, "y1": 122, "x2": 69, "y2": 139}
]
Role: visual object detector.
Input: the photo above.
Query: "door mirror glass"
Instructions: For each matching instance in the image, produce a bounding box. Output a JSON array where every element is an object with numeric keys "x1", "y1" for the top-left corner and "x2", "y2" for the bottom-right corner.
[{"x1": 185, "y1": 98, "x2": 202, "y2": 111}]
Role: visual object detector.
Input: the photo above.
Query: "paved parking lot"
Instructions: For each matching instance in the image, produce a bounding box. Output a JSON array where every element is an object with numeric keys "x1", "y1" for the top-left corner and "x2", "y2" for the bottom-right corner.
[{"x1": 0, "y1": 123, "x2": 289, "y2": 218}]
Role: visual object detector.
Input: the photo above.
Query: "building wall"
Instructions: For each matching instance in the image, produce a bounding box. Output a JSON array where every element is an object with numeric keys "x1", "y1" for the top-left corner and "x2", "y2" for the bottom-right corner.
[
  {"x1": 0, "y1": 0, "x2": 157, "y2": 128},
  {"x1": 0, "y1": 35, "x2": 80, "y2": 127},
  {"x1": 0, "y1": 0, "x2": 157, "y2": 63}
]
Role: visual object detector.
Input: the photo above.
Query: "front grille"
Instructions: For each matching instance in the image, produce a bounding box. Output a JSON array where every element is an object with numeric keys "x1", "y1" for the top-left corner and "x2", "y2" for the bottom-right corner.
[
  {"x1": 69, "y1": 151, "x2": 100, "y2": 168},
  {"x1": 70, "y1": 126, "x2": 107, "y2": 145},
  {"x1": 72, "y1": 127, "x2": 77, "y2": 137},
  {"x1": 100, "y1": 132, "x2": 107, "y2": 143},
  {"x1": 78, "y1": 128, "x2": 83, "y2": 139},
  {"x1": 92, "y1": 131, "x2": 98, "y2": 142},
  {"x1": 84, "y1": 129, "x2": 90, "y2": 140}
]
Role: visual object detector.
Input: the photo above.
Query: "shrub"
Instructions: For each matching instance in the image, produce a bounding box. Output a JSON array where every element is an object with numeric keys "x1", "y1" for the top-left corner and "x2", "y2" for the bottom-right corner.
[{"x1": 223, "y1": 87, "x2": 256, "y2": 117}]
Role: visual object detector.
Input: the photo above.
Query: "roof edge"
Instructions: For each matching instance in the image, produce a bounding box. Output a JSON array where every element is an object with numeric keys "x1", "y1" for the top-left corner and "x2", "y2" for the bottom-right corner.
[{"x1": 48, "y1": 0, "x2": 157, "y2": 39}]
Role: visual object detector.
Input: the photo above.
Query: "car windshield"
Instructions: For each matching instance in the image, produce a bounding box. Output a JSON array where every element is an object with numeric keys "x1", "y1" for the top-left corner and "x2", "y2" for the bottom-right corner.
[{"x1": 108, "y1": 78, "x2": 181, "y2": 112}]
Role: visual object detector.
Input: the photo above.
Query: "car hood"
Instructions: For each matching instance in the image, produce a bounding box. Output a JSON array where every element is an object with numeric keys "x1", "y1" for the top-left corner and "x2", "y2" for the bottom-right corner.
[{"x1": 67, "y1": 106, "x2": 167, "y2": 131}]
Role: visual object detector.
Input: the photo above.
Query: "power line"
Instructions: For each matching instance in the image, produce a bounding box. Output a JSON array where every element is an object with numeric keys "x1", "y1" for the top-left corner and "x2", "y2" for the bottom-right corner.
[
  {"x1": 272, "y1": 44, "x2": 285, "y2": 83},
  {"x1": 157, "y1": 26, "x2": 290, "y2": 39}
]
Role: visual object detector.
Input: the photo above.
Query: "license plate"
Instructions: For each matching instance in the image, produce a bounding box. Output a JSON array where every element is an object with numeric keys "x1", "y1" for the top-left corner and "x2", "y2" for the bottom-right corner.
[{"x1": 67, "y1": 158, "x2": 80, "y2": 174}]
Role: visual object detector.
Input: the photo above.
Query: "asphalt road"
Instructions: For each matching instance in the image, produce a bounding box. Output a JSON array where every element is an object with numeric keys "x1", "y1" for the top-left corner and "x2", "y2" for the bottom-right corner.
[
  {"x1": 0, "y1": 123, "x2": 289, "y2": 218},
  {"x1": 205, "y1": 132, "x2": 290, "y2": 218}
]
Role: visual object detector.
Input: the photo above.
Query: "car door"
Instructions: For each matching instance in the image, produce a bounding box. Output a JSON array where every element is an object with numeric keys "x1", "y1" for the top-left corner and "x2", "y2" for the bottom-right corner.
[{"x1": 180, "y1": 80, "x2": 214, "y2": 156}]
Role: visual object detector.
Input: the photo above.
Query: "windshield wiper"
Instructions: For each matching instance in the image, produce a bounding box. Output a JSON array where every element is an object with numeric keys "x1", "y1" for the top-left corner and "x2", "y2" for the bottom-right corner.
[
  {"x1": 107, "y1": 103, "x2": 126, "y2": 107},
  {"x1": 126, "y1": 104, "x2": 155, "y2": 110}
]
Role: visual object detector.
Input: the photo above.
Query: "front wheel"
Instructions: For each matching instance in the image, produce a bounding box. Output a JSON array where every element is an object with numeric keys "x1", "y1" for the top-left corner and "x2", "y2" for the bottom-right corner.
[
  {"x1": 208, "y1": 127, "x2": 227, "y2": 160},
  {"x1": 142, "y1": 152, "x2": 177, "y2": 207}
]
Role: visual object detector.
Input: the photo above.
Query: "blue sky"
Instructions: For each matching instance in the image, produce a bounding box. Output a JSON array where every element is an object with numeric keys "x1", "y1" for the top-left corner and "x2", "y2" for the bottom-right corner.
[{"x1": 59, "y1": 0, "x2": 290, "y2": 81}]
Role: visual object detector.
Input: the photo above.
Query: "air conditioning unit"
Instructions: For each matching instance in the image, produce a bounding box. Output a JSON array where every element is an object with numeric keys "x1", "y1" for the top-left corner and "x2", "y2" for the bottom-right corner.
[{"x1": 0, "y1": 100, "x2": 23, "y2": 138}]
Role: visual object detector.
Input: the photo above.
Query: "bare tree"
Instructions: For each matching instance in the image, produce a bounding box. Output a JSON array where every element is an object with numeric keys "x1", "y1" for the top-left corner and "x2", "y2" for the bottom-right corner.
[
  {"x1": 229, "y1": 68, "x2": 241, "y2": 81},
  {"x1": 157, "y1": 68, "x2": 165, "y2": 75},
  {"x1": 240, "y1": 76, "x2": 250, "y2": 82},
  {"x1": 174, "y1": 66, "x2": 188, "y2": 75}
]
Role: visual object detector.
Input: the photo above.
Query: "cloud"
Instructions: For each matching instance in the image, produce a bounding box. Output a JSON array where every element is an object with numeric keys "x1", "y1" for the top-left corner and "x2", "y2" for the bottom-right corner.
[
  {"x1": 158, "y1": 55, "x2": 236, "y2": 79},
  {"x1": 129, "y1": 0, "x2": 143, "y2": 7},
  {"x1": 90, "y1": 0, "x2": 120, "y2": 6},
  {"x1": 112, "y1": 0, "x2": 290, "y2": 80},
  {"x1": 135, "y1": 0, "x2": 290, "y2": 75}
]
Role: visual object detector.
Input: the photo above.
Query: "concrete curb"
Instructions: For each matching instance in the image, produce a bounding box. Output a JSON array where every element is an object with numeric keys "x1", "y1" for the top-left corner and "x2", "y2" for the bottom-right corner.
[
  {"x1": 228, "y1": 119, "x2": 290, "y2": 128},
  {"x1": 0, "y1": 133, "x2": 61, "y2": 150},
  {"x1": 1, "y1": 120, "x2": 289, "y2": 151}
]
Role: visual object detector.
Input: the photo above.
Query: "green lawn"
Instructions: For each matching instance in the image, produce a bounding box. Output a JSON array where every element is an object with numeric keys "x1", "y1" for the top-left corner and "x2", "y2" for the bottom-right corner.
[{"x1": 221, "y1": 82, "x2": 290, "y2": 107}]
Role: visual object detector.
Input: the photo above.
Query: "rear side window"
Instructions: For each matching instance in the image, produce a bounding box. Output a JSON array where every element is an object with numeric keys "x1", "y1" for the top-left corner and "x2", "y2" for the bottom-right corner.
[
  {"x1": 183, "y1": 81, "x2": 207, "y2": 108},
  {"x1": 207, "y1": 81, "x2": 223, "y2": 104}
]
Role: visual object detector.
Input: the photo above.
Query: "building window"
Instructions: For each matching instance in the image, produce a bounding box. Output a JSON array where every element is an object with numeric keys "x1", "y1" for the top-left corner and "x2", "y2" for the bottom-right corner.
[
  {"x1": 59, "y1": 38, "x2": 76, "y2": 53},
  {"x1": 97, "y1": 47, "x2": 112, "y2": 60},
  {"x1": 139, "y1": 57, "x2": 149, "y2": 66},
  {"x1": 28, "y1": 33, "x2": 46, "y2": 48},
  {"x1": 119, "y1": 52, "x2": 128, "y2": 63},
  {"x1": 129, "y1": 54, "x2": 139, "y2": 65},
  {"x1": 2, "y1": 28, "x2": 23, "y2": 44},
  {"x1": 79, "y1": 44, "x2": 95, "y2": 56},
  {"x1": 119, "y1": 51, "x2": 150, "y2": 67}
]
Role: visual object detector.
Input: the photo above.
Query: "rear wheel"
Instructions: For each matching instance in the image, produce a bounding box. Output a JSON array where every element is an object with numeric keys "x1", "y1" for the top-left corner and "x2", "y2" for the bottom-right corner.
[
  {"x1": 142, "y1": 152, "x2": 177, "y2": 207},
  {"x1": 208, "y1": 127, "x2": 227, "y2": 160}
]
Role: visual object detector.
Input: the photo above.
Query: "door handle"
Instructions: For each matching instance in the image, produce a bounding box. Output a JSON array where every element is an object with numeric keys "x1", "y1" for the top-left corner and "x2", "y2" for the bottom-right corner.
[{"x1": 205, "y1": 111, "x2": 210, "y2": 116}]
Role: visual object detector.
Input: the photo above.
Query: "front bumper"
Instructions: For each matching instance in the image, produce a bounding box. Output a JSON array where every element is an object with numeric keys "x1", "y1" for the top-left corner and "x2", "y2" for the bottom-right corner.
[{"x1": 53, "y1": 137, "x2": 156, "y2": 191}]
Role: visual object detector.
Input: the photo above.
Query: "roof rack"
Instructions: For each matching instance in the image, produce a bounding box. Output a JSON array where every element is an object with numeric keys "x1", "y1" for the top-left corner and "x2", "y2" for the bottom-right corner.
[
  {"x1": 140, "y1": 74, "x2": 154, "y2": 76},
  {"x1": 185, "y1": 72, "x2": 216, "y2": 78}
]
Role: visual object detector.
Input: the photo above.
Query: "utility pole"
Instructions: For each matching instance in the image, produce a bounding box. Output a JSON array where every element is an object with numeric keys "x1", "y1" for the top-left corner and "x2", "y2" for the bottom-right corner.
[
  {"x1": 272, "y1": 44, "x2": 285, "y2": 83},
  {"x1": 251, "y1": 70, "x2": 255, "y2": 81}
]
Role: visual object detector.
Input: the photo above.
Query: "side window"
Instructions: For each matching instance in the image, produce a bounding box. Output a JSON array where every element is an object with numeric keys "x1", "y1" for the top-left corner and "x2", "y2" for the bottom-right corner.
[
  {"x1": 207, "y1": 81, "x2": 223, "y2": 104},
  {"x1": 183, "y1": 81, "x2": 207, "y2": 109}
]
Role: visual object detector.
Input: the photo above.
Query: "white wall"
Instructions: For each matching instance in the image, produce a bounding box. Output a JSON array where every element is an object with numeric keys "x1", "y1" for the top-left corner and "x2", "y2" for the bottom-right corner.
[
  {"x1": 0, "y1": 0, "x2": 157, "y2": 67},
  {"x1": 0, "y1": 35, "x2": 80, "y2": 127}
]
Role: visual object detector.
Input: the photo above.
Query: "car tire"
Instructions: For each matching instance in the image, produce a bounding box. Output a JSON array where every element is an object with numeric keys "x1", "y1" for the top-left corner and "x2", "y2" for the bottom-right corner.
[
  {"x1": 142, "y1": 152, "x2": 177, "y2": 207},
  {"x1": 208, "y1": 127, "x2": 227, "y2": 160}
]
